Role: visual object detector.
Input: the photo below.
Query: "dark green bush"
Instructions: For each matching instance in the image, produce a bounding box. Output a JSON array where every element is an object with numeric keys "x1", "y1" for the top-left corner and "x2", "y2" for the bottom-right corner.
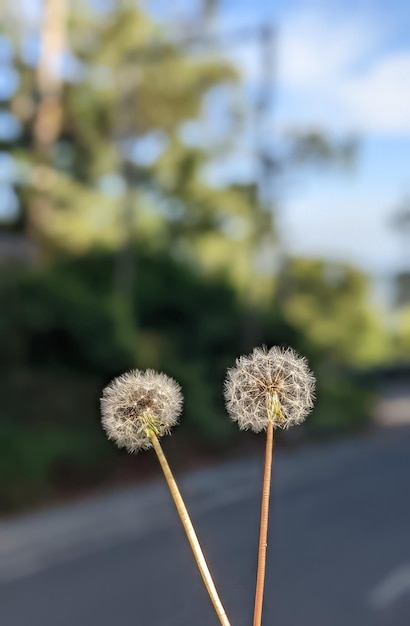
[{"x1": 0, "y1": 249, "x2": 372, "y2": 511}]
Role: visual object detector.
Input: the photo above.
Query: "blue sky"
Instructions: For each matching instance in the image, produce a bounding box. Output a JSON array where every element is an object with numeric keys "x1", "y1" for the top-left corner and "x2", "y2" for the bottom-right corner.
[{"x1": 209, "y1": 0, "x2": 410, "y2": 280}]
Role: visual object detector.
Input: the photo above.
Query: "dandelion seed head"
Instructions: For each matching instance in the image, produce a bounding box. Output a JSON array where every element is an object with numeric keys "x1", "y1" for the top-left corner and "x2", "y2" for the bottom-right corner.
[
  {"x1": 100, "y1": 369, "x2": 183, "y2": 452},
  {"x1": 224, "y1": 346, "x2": 315, "y2": 432}
]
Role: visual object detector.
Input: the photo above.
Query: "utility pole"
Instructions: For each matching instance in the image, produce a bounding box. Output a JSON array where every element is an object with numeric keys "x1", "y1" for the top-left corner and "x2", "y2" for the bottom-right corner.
[
  {"x1": 112, "y1": 57, "x2": 143, "y2": 305},
  {"x1": 255, "y1": 26, "x2": 276, "y2": 205},
  {"x1": 114, "y1": 159, "x2": 138, "y2": 304},
  {"x1": 392, "y1": 198, "x2": 410, "y2": 264},
  {"x1": 201, "y1": 0, "x2": 218, "y2": 28},
  {"x1": 254, "y1": 25, "x2": 278, "y2": 269}
]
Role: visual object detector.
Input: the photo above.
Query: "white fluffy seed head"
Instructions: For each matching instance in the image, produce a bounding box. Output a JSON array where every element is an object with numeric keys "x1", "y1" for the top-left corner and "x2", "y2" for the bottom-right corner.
[
  {"x1": 224, "y1": 346, "x2": 316, "y2": 432},
  {"x1": 100, "y1": 369, "x2": 183, "y2": 453}
]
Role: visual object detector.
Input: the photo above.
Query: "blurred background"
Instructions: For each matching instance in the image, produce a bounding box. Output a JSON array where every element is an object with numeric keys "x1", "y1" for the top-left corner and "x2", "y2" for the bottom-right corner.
[{"x1": 0, "y1": 1, "x2": 409, "y2": 625}]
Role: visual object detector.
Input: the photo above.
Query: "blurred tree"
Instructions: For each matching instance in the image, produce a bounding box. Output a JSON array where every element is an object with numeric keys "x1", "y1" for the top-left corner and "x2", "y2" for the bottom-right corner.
[
  {"x1": 276, "y1": 257, "x2": 393, "y2": 368},
  {"x1": 6, "y1": 1, "x2": 240, "y2": 248},
  {"x1": 2, "y1": 0, "x2": 357, "y2": 299},
  {"x1": 26, "y1": 0, "x2": 68, "y2": 247},
  {"x1": 393, "y1": 306, "x2": 410, "y2": 362},
  {"x1": 390, "y1": 197, "x2": 410, "y2": 308},
  {"x1": 34, "y1": 0, "x2": 67, "y2": 155},
  {"x1": 285, "y1": 130, "x2": 357, "y2": 170},
  {"x1": 391, "y1": 197, "x2": 410, "y2": 260},
  {"x1": 0, "y1": 1, "x2": 390, "y2": 512},
  {"x1": 273, "y1": 257, "x2": 393, "y2": 435}
]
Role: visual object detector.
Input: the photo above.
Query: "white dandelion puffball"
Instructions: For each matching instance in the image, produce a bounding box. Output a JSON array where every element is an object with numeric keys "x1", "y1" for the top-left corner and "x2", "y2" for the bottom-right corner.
[
  {"x1": 100, "y1": 369, "x2": 183, "y2": 452},
  {"x1": 224, "y1": 346, "x2": 315, "y2": 432}
]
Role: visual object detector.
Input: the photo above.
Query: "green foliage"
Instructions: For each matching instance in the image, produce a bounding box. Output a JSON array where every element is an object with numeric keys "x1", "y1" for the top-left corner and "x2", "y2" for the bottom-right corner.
[
  {"x1": 0, "y1": 1, "x2": 391, "y2": 514},
  {"x1": 393, "y1": 306, "x2": 410, "y2": 362},
  {"x1": 7, "y1": 1, "x2": 243, "y2": 263},
  {"x1": 0, "y1": 265, "x2": 136, "y2": 374},
  {"x1": 276, "y1": 257, "x2": 392, "y2": 367},
  {"x1": 0, "y1": 247, "x2": 381, "y2": 511},
  {"x1": 308, "y1": 368, "x2": 372, "y2": 436},
  {"x1": 273, "y1": 258, "x2": 384, "y2": 434},
  {"x1": 0, "y1": 418, "x2": 112, "y2": 513}
]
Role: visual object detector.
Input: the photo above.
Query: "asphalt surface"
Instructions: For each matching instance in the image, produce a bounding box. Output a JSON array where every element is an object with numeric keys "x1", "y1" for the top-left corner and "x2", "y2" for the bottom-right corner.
[{"x1": 1, "y1": 426, "x2": 410, "y2": 626}]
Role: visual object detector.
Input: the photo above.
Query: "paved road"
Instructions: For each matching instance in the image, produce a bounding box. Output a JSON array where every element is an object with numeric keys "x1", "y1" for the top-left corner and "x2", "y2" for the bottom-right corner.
[{"x1": 1, "y1": 426, "x2": 410, "y2": 626}]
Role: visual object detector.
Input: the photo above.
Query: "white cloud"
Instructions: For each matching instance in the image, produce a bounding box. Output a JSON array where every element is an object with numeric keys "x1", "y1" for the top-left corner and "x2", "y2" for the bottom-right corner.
[
  {"x1": 264, "y1": 10, "x2": 410, "y2": 136},
  {"x1": 341, "y1": 53, "x2": 410, "y2": 132},
  {"x1": 280, "y1": 192, "x2": 402, "y2": 274},
  {"x1": 279, "y1": 12, "x2": 377, "y2": 88}
]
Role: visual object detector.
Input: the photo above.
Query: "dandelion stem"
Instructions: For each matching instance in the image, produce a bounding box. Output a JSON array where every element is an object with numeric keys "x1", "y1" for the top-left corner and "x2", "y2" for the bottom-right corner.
[
  {"x1": 253, "y1": 421, "x2": 274, "y2": 626},
  {"x1": 150, "y1": 432, "x2": 232, "y2": 626}
]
